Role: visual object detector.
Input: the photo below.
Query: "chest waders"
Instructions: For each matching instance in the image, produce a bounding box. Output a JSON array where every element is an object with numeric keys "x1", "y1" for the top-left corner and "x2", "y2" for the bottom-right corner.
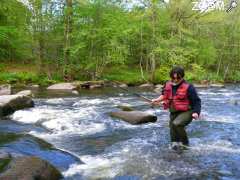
[{"x1": 169, "y1": 110, "x2": 192, "y2": 146}]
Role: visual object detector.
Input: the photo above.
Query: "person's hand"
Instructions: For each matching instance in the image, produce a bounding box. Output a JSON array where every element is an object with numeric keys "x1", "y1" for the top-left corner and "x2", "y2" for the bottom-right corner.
[
  {"x1": 192, "y1": 113, "x2": 199, "y2": 120},
  {"x1": 151, "y1": 99, "x2": 161, "y2": 106}
]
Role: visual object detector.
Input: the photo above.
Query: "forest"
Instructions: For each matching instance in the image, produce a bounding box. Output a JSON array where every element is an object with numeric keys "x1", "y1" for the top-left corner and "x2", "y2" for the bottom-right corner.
[{"x1": 0, "y1": 0, "x2": 240, "y2": 85}]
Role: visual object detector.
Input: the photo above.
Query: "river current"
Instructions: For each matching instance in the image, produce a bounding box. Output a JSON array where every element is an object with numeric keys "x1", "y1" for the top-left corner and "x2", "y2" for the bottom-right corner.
[{"x1": 1, "y1": 85, "x2": 240, "y2": 179}]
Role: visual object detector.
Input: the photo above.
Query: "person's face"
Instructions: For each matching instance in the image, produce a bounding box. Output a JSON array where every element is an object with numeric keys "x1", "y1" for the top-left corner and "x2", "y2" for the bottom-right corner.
[{"x1": 171, "y1": 73, "x2": 182, "y2": 84}]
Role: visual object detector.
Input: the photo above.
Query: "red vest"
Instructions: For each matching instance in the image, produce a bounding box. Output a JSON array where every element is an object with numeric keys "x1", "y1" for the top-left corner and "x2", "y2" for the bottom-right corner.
[{"x1": 163, "y1": 81, "x2": 190, "y2": 111}]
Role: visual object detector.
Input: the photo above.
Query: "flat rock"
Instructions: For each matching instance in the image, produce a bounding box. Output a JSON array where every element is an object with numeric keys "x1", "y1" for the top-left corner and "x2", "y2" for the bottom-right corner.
[
  {"x1": 0, "y1": 95, "x2": 34, "y2": 117},
  {"x1": 110, "y1": 111, "x2": 157, "y2": 125},
  {"x1": 194, "y1": 84, "x2": 209, "y2": 88},
  {"x1": 139, "y1": 83, "x2": 154, "y2": 88},
  {"x1": 155, "y1": 84, "x2": 163, "y2": 88},
  {"x1": 210, "y1": 84, "x2": 225, "y2": 88},
  {"x1": 119, "y1": 84, "x2": 128, "y2": 88},
  {"x1": 0, "y1": 85, "x2": 11, "y2": 95},
  {"x1": 16, "y1": 90, "x2": 33, "y2": 97},
  {"x1": 89, "y1": 84, "x2": 102, "y2": 89},
  {"x1": 154, "y1": 87, "x2": 162, "y2": 93},
  {"x1": 79, "y1": 81, "x2": 104, "y2": 89},
  {"x1": 72, "y1": 90, "x2": 79, "y2": 95},
  {"x1": 47, "y1": 83, "x2": 77, "y2": 91},
  {"x1": 0, "y1": 156, "x2": 62, "y2": 180},
  {"x1": 30, "y1": 85, "x2": 39, "y2": 88}
]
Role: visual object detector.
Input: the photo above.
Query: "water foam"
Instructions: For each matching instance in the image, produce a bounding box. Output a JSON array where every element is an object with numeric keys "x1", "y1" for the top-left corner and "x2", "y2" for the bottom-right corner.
[{"x1": 63, "y1": 155, "x2": 124, "y2": 179}]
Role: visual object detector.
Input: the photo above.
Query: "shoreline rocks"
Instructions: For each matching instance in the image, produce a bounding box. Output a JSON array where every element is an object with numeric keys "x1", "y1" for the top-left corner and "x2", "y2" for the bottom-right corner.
[
  {"x1": 139, "y1": 83, "x2": 154, "y2": 89},
  {"x1": 0, "y1": 85, "x2": 11, "y2": 95},
  {"x1": 0, "y1": 95, "x2": 34, "y2": 117},
  {"x1": 47, "y1": 83, "x2": 78, "y2": 91},
  {"x1": 16, "y1": 90, "x2": 33, "y2": 97}
]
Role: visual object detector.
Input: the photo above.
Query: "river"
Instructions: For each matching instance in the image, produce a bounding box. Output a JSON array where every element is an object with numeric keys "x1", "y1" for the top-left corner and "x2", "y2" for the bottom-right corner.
[{"x1": 1, "y1": 85, "x2": 240, "y2": 180}]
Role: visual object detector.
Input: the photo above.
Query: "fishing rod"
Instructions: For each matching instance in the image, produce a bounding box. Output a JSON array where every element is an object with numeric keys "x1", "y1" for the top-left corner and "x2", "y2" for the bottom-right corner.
[
  {"x1": 105, "y1": 79, "x2": 153, "y2": 103},
  {"x1": 105, "y1": 79, "x2": 159, "y2": 116},
  {"x1": 106, "y1": 80, "x2": 186, "y2": 103},
  {"x1": 115, "y1": 82, "x2": 152, "y2": 103}
]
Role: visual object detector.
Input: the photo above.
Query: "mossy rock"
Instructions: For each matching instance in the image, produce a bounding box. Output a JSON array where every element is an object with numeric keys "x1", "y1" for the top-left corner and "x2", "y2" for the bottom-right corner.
[
  {"x1": 0, "y1": 133, "x2": 22, "y2": 146},
  {"x1": 0, "y1": 158, "x2": 11, "y2": 173}
]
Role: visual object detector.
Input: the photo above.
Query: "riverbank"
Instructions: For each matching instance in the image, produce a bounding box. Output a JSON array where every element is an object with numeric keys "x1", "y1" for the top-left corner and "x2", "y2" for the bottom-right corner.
[{"x1": 1, "y1": 63, "x2": 239, "y2": 86}]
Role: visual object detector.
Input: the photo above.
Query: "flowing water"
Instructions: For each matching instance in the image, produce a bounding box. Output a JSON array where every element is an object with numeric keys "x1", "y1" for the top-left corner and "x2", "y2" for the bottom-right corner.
[{"x1": 1, "y1": 85, "x2": 240, "y2": 180}]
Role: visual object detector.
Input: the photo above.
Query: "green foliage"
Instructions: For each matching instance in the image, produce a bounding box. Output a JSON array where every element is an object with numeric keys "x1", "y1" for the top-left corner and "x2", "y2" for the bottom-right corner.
[
  {"x1": 0, "y1": 72, "x2": 38, "y2": 84},
  {"x1": 103, "y1": 66, "x2": 147, "y2": 85},
  {"x1": 185, "y1": 64, "x2": 206, "y2": 82},
  {"x1": 155, "y1": 66, "x2": 171, "y2": 83},
  {"x1": 0, "y1": 0, "x2": 240, "y2": 84}
]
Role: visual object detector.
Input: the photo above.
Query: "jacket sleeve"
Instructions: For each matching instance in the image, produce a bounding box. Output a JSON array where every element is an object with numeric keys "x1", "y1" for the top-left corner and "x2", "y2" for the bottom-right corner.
[
  {"x1": 161, "y1": 81, "x2": 167, "y2": 95},
  {"x1": 187, "y1": 84, "x2": 201, "y2": 115}
]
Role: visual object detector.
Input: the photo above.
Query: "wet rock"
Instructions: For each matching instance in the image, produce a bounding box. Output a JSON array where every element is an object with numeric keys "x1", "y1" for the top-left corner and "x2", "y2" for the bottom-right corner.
[
  {"x1": 0, "y1": 85, "x2": 11, "y2": 95},
  {"x1": 155, "y1": 84, "x2": 163, "y2": 89},
  {"x1": 72, "y1": 90, "x2": 79, "y2": 95},
  {"x1": 110, "y1": 111, "x2": 157, "y2": 125},
  {"x1": 0, "y1": 95, "x2": 34, "y2": 117},
  {"x1": 79, "y1": 81, "x2": 104, "y2": 89},
  {"x1": 210, "y1": 83, "x2": 225, "y2": 88},
  {"x1": 139, "y1": 83, "x2": 154, "y2": 89},
  {"x1": 200, "y1": 80, "x2": 210, "y2": 85},
  {"x1": 119, "y1": 84, "x2": 128, "y2": 88},
  {"x1": 47, "y1": 83, "x2": 77, "y2": 91},
  {"x1": 0, "y1": 133, "x2": 23, "y2": 146},
  {"x1": 0, "y1": 156, "x2": 62, "y2": 180},
  {"x1": 217, "y1": 170, "x2": 233, "y2": 176},
  {"x1": 30, "y1": 84, "x2": 39, "y2": 88},
  {"x1": 16, "y1": 90, "x2": 33, "y2": 97},
  {"x1": 194, "y1": 84, "x2": 209, "y2": 88},
  {"x1": 154, "y1": 87, "x2": 162, "y2": 93},
  {"x1": 89, "y1": 84, "x2": 102, "y2": 89}
]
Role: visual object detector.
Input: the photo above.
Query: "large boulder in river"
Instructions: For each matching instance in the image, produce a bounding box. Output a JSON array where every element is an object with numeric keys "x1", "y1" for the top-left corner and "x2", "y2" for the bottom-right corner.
[
  {"x1": 0, "y1": 84, "x2": 11, "y2": 95},
  {"x1": 47, "y1": 83, "x2": 77, "y2": 91},
  {"x1": 0, "y1": 156, "x2": 62, "y2": 180},
  {"x1": 110, "y1": 111, "x2": 157, "y2": 125},
  {"x1": 0, "y1": 95, "x2": 34, "y2": 117}
]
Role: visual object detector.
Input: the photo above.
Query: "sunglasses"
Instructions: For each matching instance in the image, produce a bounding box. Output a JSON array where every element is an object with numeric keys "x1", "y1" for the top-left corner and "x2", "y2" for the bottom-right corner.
[{"x1": 171, "y1": 76, "x2": 181, "y2": 80}]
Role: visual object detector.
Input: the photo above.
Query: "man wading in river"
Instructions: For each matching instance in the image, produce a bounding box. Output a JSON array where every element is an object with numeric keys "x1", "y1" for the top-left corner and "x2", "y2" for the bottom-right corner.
[{"x1": 151, "y1": 66, "x2": 201, "y2": 150}]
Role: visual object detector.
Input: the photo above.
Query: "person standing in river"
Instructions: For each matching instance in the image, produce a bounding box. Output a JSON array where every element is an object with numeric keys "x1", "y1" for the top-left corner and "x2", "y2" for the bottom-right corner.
[{"x1": 151, "y1": 66, "x2": 201, "y2": 150}]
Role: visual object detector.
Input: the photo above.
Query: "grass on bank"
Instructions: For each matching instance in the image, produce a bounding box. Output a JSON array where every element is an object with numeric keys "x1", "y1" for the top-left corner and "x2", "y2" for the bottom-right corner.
[{"x1": 0, "y1": 63, "x2": 239, "y2": 85}]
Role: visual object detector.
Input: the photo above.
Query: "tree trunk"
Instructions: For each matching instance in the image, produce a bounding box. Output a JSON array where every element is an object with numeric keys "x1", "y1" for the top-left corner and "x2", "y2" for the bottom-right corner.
[
  {"x1": 63, "y1": 0, "x2": 73, "y2": 77},
  {"x1": 140, "y1": 14, "x2": 146, "y2": 81},
  {"x1": 150, "y1": 1, "x2": 156, "y2": 82}
]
